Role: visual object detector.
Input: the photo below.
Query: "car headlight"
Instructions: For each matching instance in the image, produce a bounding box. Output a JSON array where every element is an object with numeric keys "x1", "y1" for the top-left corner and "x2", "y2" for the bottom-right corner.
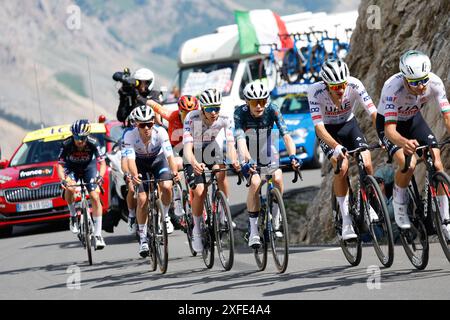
[{"x1": 0, "y1": 189, "x2": 4, "y2": 197}]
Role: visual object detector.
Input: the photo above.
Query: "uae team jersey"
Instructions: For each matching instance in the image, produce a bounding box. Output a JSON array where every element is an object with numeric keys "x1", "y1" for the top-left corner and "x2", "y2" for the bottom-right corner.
[
  {"x1": 122, "y1": 125, "x2": 174, "y2": 160},
  {"x1": 308, "y1": 76, "x2": 377, "y2": 126},
  {"x1": 183, "y1": 110, "x2": 235, "y2": 148},
  {"x1": 377, "y1": 72, "x2": 450, "y2": 124}
]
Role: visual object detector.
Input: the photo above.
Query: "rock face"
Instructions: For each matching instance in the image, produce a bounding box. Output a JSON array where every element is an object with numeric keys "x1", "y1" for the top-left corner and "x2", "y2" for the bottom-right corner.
[{"x1": 303, "y1": 0, "x2": 450, "y2": 244}]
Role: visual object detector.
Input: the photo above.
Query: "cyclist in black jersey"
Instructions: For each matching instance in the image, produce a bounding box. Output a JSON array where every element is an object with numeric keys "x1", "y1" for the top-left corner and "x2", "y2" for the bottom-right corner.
[
  {"x1": 57, "y1": 120, "x2": 107, "y2": 250},
  {"x1": 234, "y1": 81, "x2": 301, "y2": 248}
]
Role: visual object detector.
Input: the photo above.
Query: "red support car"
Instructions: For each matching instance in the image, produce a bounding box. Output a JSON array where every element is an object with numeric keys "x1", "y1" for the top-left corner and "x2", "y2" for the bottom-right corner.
[{"x1": 0, "y1": 119, "x2": 127, "y2": 237}]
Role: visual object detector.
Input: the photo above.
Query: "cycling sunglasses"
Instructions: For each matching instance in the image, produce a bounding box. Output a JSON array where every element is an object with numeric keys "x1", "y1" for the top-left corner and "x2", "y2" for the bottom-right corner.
[
  {"x1": 203, "y1": 106, "x2": 221, "y2": 113},
  {"x1": 328, "y1": 82, "x2": 348, "y2": 91},
  {"x1": 73, "y1": 135, "x2": 88, "y2": 142},
  {"x1": 248, "y1": 99, "x2": 268, "y2": 107},
  {"x1": 406, "y1": 75, "x2": 430, "y2": 87},
  {"x1": 138, "y1": 122, "x2": 154, "y2": 129}
]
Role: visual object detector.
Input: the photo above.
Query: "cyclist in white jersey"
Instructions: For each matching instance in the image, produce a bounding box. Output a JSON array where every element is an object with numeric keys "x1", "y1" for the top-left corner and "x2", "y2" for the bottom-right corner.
[
  {"x1": 183, "y1": 88, "x2": 240, "y2": 253},
  {"x1": 308, "y1": 58, "x2": 378, "y2": 240},
  {"x1": 376, "y1": 50, "x2": 450, "y2": 239},
  {"x1": 122, "y1": 105, "x2": 180, "y2": 257}
]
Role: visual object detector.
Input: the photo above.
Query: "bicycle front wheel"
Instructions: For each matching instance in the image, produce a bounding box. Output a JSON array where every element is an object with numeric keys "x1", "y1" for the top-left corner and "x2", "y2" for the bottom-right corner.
[
  {"x1": 253, "y1": 208, "x2": 268, "y2": 272},
  {"x1": 332, "y1": 192, "x2": 362, "y2": 267},
  {"x1": 363, "y1": 175, "x2": 395, "y2": 267},
  {"x1": 202, "y1": 199, "x2": 215, "y2": 269},
  {"x1": 147, "y1": 221, "x2": 157, "y2": 272},
  {"x1": 399, "y1": 186, "x2": 429, "y2": 270},
  {"x1": 430, "y1": 172, "x2": 450, "y2": 262},
  {"x1": 155, "y1": 199, "x2": 168, "y2": 274},
  {"x1": 268, "y1": 188, "x2": 289, "y2": 273},
  {"x1": 214, "y1": 191, "x2": 234, "y2": 271},
  {"x1": 82, "y1": 206, "x2": 93, "y2": 266}
]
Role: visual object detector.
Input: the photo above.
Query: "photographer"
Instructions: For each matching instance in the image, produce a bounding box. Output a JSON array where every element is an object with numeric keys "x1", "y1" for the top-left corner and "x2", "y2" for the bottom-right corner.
[{"x1": 114, "y1": 68, "x2": 163, "y2": 126}]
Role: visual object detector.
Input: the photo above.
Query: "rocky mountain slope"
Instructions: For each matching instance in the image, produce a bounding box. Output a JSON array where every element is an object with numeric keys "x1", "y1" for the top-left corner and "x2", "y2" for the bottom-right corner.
[{"x1": 303, "y1": 0, "x2": 450, "y2": 244}]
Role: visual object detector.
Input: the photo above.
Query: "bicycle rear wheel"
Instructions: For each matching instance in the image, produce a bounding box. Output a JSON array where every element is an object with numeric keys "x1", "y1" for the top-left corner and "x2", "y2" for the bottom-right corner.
[
  {"x1": 182, "y1": 189, "x2": 197, "y2": 257},
  {"x1": 363, "y1": 175, "x2": 394, "y2": 267},
  {"x1": 155, "y1": 199, "x2": 168, "y2": 274},
  {"x1": 202, "y1": 199, "x2": 215, "y2": 269},
  {"x1": 399, "y1": 186, "x2": 429, "y2": 270},
  {"x1": 82, "y1": 205, "x2": 93, "y2": 266},
  {"x1": 268, "y1": 188, "x2": 289, "y2": 273},
  {"x1": 332, "y1": 193, "x2": 362, "y2": 266},
  {"x1": 430, "y1": 172, "x2": 450, "y2": 262},
  {"x1": 253, "y1": 209, "x2": 268, "y2": 272},
  {"x1": 214, "y1": 191, "x2": 234, "y2": 271}
]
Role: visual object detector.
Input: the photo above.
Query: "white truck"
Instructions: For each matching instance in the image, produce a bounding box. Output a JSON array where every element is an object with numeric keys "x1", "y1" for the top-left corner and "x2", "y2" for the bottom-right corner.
[{"x1": 163, "y1": 10, "x2": 358, "y2": 118}]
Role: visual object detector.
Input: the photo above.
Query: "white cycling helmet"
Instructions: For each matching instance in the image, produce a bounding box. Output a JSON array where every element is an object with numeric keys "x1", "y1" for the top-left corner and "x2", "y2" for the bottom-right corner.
[
  {"x1": 199, "y1": 88, "x2": 222, "y2": 107},
  {"x1": 133, "y1": 105, "x2": 155, "y2": 122},
  {"x1": 399, "y1": 50, "x2": 431, "y2": 79},
  {"x1": 133, "y1": 68, "x2": 155, "y2": 91},
  {"x1": 243, "y1": 81, "x2": 270, "y2": 100},
  {"x1": 320, "y1": 58, "x2": 350, "y2": 85}
]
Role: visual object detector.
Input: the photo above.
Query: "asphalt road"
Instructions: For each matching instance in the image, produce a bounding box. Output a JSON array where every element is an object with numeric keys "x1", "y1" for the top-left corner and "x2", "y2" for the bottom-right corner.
[{"x1": 1, "y1": 168, "x2": 449, "y2": 300}]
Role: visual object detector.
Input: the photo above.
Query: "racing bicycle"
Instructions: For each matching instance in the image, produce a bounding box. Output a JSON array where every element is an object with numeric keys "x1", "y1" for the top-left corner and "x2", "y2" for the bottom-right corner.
[
  {"x1": 242, "y1": 164, "x2": 302, "y2": 274},
  {"x1": 333, "y1": 145, "x2": 395, "y2": 267}
]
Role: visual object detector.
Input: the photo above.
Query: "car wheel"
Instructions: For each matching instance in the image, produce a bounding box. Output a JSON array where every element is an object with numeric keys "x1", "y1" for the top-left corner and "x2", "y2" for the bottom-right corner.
[
  {"x1": 0, "y1": 226, "x2": 13, "y2": 238},
  {"x1": 310, "y1": 139, "x2": 324, "y2": 169}
]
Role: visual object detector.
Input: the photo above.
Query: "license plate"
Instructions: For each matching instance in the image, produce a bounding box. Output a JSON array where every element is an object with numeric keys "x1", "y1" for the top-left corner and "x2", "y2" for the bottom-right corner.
[{"x1": 16, "y1": 200, "x2": 53, "y2": 212}]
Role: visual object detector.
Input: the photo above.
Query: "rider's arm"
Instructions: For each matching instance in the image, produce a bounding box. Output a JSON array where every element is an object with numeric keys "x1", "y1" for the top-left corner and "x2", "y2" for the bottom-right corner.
[
  {"x1": 283, "y1": 134, "x2": 297, "y2": 156},
  {"x1": 353, "y1": 77, "x2": 378, "y2": 128},
  {"x1": 432, "y1": 77, "x2": 450, "y2": 134},
  {"x1": 98, "y1": 160, "x2": 106, "y2": 178},
  {"x1": 385, "y1": 123, "x2": 410, "y2": 147},
  {"x1": 183, "y1": 142, "x2": 197, "y2": 166},
  {"x1": 234, "y1": 108, "x2": 252, "y2": 162},
  {"x1": 315, "y1": 124, "x2": 340, "y2": 149},
  {"x1": 147, "y1": 99, "x2": 172, "y2": 121},
  {"x1": 57, "y1": 163, "x2": 66, "y2": 182},
  {"x1": 444, "y1": 113, "x2": 450, "y2": 134}
]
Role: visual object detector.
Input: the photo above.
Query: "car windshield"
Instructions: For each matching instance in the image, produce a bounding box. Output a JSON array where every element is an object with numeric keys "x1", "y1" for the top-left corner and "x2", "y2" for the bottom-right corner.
[
  {"x1": 9, "y1": 133, "x2": 105, "y2": 167},
  {"x1": 273, "y1": 94, "x2": 310, "y2": 114},
  {"x1": 179, "y1": 61, "x2": 238, "y2": 97}
]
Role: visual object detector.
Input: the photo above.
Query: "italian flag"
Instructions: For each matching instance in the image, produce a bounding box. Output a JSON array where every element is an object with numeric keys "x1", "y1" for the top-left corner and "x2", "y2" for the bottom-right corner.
[{"x1": 235, "y1": 10, "x2": 293, "y2": 55}]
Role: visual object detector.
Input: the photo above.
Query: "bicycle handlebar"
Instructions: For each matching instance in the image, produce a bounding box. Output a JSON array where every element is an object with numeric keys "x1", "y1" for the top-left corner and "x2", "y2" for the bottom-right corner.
[
  {"x1": 401, "y1": 139, "x2": 450, "y2": 173},
  {"x1": 244, "y1": 164, "x2": 302, "y2": 188},
  {"x1": 334, "y1": 144, "x2": 382, "y2": 174}
]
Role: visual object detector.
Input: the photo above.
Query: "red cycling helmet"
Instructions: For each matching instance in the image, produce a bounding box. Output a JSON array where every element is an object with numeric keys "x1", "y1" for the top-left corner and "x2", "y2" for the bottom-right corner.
[{"x1": 178, "y1": 95, "x2": 199, "y2": 112}]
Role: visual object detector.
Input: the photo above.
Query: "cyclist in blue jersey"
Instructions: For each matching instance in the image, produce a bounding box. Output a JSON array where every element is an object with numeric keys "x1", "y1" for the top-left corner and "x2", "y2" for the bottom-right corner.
[
  {"x1": 57, "y1": 120, "x2": 107, "y2": 250},
  {"x1": 234, "y1": 81, "x2": 302, "y2": 248}
]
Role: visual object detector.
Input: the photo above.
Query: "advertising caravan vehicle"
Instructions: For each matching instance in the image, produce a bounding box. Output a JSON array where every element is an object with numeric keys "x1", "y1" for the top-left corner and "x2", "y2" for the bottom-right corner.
[{"x1": 164, "y1": 10, "x2": 358, "y2": 120}]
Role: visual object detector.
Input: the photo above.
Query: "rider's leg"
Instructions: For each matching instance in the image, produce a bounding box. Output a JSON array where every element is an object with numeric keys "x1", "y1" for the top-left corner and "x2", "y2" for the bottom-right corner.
[
  {"x1": 137, "y1": 190, "x2": 149, "y2": 243},
  {"x1": 361, "y1": 150, "x2": 379, "y2": 221},
  {"x1": 392, "y1": 149, "x2": 416, "y2": 229},
  {"x1": 215, "y1": 164, "x2": 229, "y2": 198},
  {"x1": 159, "y1": 180, "x2": 175, "y2": 233},
  {"x1": 332, "y1": 156, "x2": 356, "y2": 239},
  {"x1": 126, "y1": 182, "x2": 136, "y2": 219},
  {"x1": 247, "y1": 174, "x2": 262, "y2": 246},
  {"x1": 89, "y1": 189, "x2": 103, "y2": 236}
]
